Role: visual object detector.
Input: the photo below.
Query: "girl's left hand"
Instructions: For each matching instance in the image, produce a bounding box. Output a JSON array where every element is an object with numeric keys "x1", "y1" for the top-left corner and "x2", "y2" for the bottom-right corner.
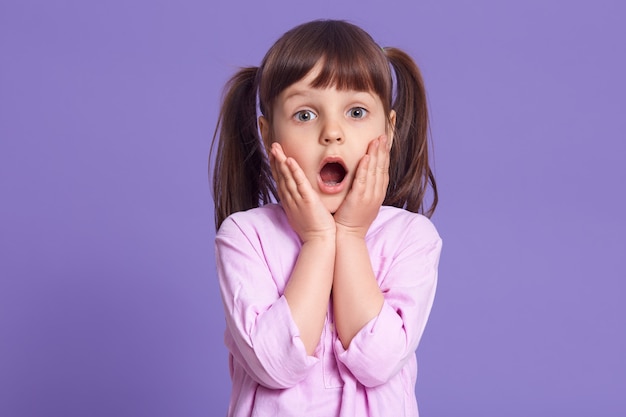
[{"x1": 333, "y1": 135, "x2": 390, "y2": 238}]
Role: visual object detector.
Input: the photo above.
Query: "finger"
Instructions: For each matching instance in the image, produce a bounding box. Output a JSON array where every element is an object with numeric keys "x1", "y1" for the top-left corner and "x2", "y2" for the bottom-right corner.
[
  {"x1": 273, "y1": 146, "x2": 306, "y2": 202},
  {"x1": 378, "y1": 135, "x2": 390, "y2": 173},
  {"x1": 270, "y1": 143, "x2": 286, "y2": 178},
  {"x1": 286, "y1": 157, "x2": 308, "y2": 189},
  {"x1": 271, "y1": 142, "x2": 287, "y2": 164},
  {"x1": 359, "y1": 138, "x2": 379, "y2": 200},
  {"x1": 271, "y1": 143, "x2": 296, "y2": 202},
  {"x1": 287, "y1": 158, "x2": 319, "y2": 203},
  {"x1": 270, "y1": 144, "x2": 284, "y2": 184},
  {"x1": 368, "y1": 138, "x2": 380, "y2": 178},
  {"x1": 273, "y1": 144, "x2": 313, "y2": 198},
  {"x1": 351, "y1": 153, "x2": 370, "y2": 196},
  {"x1": 369, "y1": 135, "x2": 389, "y2": 198}
]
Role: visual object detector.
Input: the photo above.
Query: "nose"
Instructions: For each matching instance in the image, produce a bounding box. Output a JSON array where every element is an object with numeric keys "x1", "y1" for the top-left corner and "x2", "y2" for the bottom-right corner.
[{"x1": 319, "y1": 117, "x2": 344, "y2": 145}]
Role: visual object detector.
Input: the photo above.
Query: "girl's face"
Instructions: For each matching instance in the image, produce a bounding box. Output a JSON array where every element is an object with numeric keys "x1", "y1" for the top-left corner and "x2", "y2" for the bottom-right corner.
[{"x1": 260, "y1": 65, "x2": 395, "y2": 213}]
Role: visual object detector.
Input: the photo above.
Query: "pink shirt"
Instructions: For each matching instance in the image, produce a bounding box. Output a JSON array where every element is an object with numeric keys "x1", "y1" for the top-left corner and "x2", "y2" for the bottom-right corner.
[{"x1": 215, "y1": 204, "x2": 442, "y2": 416}]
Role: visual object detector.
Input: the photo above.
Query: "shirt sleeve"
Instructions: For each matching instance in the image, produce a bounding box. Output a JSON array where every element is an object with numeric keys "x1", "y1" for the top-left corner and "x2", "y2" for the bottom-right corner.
[
  {"x1": 215, "y1": 216, "x2": 319, "y2": 389},
  {"x1": 334, "y1": 215, "x2": 442, "y2": 387}
]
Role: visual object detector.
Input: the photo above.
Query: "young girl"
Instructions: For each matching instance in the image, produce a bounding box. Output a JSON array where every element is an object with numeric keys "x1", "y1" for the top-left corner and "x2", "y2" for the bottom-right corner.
[{"x1": 211, "y1": 19, "x2": 441, "y2": 417}]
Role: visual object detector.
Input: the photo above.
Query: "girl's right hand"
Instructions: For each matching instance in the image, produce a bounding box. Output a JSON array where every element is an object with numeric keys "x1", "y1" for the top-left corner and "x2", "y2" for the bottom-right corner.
[{"x1": 270, "y1": 143, "x2": 336, "y2": 243}]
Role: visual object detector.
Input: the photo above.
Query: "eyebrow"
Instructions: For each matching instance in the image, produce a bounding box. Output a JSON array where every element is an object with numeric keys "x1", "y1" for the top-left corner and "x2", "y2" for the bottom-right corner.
[
  {"x1": 282, "y1": 88, "x2": 377, "y2": 104},
  {"x1": 281, "y1": 89, "x2": 311, "y2": 103}
]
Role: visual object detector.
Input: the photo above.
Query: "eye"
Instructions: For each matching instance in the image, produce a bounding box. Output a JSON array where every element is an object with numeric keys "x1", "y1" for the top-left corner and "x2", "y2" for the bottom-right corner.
[
  {"x1": 348, "y1": 107, "x2": 368, "y2": 119},
  {"x1": 294, "y1": 110, "x2": 317, "y2": 122}
]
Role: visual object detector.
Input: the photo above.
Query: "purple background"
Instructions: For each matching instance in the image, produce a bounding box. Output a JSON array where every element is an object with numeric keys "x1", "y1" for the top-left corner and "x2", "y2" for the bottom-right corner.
[{"x1": 1, "y1": 0, "x2": 624, "y2": 416}]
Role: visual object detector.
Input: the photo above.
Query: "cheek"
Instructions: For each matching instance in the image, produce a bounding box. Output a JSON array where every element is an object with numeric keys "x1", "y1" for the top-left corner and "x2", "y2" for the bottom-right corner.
[
  {"x1": 271, "y1": 124, "x2": 296, "y2": 147},
  {"x1": 274, "y1": 125, "x2": 314, "y2": 153}
]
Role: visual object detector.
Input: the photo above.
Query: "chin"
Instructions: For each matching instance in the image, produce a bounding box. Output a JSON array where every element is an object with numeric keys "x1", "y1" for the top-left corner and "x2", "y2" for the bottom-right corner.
[{"x1": 322, "y1": 197, "x2": 344, "y2": 214}]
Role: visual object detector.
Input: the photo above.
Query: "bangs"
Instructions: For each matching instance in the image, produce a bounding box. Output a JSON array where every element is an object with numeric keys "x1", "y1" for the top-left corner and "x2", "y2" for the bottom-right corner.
[
  {"x1": 258, "y1": 20, "x2": 392, "y2": 117},
  {"x1": 311, "y1": 51, "x2": 387, "y2": 93}
]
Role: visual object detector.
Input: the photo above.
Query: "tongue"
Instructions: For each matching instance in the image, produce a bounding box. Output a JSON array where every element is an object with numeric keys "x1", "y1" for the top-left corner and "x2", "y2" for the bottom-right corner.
[{"x1": 320, "y1": 163, "x2": 345, "y2": 185}]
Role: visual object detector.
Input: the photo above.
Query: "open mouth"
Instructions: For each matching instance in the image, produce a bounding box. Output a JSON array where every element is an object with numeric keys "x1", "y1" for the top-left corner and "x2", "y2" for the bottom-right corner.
[{"x1": 320, "y1": 161, "x2": 347, "y2": 186}]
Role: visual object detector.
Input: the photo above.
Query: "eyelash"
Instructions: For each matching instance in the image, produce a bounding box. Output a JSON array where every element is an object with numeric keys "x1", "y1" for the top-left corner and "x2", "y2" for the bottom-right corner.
[{"x1": 293, "y1": 107, "x2": 368, "y2": 122}]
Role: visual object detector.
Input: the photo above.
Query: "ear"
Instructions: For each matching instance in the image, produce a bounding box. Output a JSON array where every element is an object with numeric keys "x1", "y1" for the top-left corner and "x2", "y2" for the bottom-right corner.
[
  {"x1": 259, "y1": 115, "x2": 279, "y2": 181},
  {"x1": 388, "y1": 110, "x2": 397, "y2": 149},
  {"x1": 258, "y1": 116, "x2": 271, "y2": 153}
]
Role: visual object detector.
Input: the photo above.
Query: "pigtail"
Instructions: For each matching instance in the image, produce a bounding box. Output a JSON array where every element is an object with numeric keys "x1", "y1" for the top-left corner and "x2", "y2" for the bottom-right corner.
[
  {"x1": 384, "y1": 48, "x2": 438, "y2": 217},
  {"x1": 211, "y1": 67, "x2": 277, "y2": 230}
]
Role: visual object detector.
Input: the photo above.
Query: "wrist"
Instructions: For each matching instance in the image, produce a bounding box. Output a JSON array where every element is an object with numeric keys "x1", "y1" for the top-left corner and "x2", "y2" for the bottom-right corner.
[
  {"x1": 335, "y1": 223, "x2": 367, "y2": 241},
  {"x1": 301, "y1": 232, "x2": 337, "y2": 246}
]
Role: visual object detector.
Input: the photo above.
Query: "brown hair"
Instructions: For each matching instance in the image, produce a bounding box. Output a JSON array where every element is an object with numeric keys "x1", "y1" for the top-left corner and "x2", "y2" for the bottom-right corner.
[{"x1": 211, "y1": 20, "x2": 438, "y2": 230}]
